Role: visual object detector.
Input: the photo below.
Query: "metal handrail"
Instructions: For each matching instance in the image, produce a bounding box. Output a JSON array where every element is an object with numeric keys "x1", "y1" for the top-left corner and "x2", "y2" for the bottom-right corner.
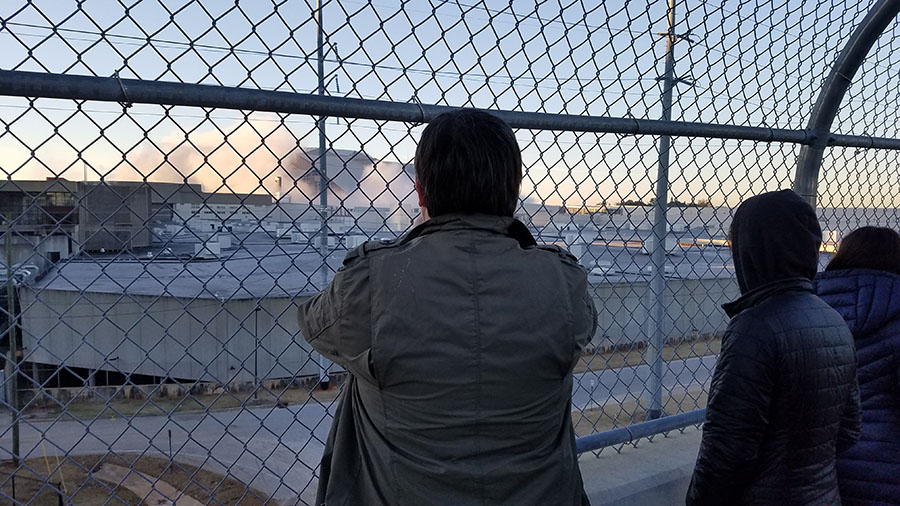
[
  {"x1": 576, "y1": 409, "x2": 706, "y2": 454},
  {"x1": 1, "y1": 69, "x2": 899, "y2": 150}
]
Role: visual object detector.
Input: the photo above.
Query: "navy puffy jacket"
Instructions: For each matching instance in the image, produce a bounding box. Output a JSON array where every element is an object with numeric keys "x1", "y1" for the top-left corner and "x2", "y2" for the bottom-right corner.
[{"x1": 817, "y1": 269, "x2": 900, "y2": 506}]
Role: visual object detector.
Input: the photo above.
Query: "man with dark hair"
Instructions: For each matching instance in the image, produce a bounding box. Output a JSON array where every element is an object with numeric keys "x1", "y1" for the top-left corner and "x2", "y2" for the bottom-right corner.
[
  {"x1": 686, "y1": 189, "x2": 861, "y2": 506},
  {"x1": 298, "y1": 108, "x2": 596, "y2": 505},
  {"x1": 414, "y1": 109, "x2": 522, "y2": 217}
]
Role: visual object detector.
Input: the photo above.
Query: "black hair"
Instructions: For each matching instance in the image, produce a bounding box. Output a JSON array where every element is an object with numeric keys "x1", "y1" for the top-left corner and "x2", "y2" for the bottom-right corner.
[
  {"x1": 826, "y1": 226, "x2": 900, "y2": 275},
  {"x1": 415, "y1": 109, "x2": 522, "y2": 217}
]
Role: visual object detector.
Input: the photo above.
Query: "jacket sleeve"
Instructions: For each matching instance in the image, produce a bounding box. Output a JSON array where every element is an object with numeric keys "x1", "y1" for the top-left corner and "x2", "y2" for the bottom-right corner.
[
  {"x1": 837, "y1": 375, "x2": 862, "y2": 453},
  {"x1": 574, "y1": 281, "x2": 598, "y2": 353},
  {"x1": 296, "y1": 255, "x2": 377, "y2": 384},
  {"x1": 560, "y1": 257, "x2": 596, "y2": 366},
  {"x1": 686, "y1": 321, "x2": 776, "y2": 506}
]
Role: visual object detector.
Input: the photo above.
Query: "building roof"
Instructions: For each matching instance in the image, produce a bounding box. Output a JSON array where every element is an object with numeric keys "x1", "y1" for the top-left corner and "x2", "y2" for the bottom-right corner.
[
  {"x1": 31, "y1": 236, "x2": 346, "y2": 300},
  {"x1": 30, "y1": 226, "x2": 743, "y2": 301},
  {"x1": 0, "y1": 179, "x2": 80, "y2": 194},
  {"x1": 0, "y1": 179, "x2": 273, "y2": 206}
]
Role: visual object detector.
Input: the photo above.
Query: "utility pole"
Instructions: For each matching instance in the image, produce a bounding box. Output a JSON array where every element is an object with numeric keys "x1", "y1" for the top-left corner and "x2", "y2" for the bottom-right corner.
[
  {"x1": 646, "y1": 0, "x2": 691, "y2": 421},
  {"x1": 5, "y1": 215, "x2": 19, "y2": 465},
  {"x1": 316, "y1": 0, "x2": 331, "y2": 389}
]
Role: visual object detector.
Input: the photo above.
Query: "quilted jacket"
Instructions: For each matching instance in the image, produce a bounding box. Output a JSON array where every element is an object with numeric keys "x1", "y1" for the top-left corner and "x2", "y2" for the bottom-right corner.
[
  {"x1": 687, "y1": 190, "x2": 861, "y2": 506},
  {"x1": 817, "y1": 269, "x2": 900, "y2": 506}
]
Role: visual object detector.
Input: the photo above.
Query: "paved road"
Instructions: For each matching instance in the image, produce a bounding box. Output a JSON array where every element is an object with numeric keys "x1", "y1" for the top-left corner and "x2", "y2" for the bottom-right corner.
[{"x1": 0, "y1": 356, "x2": 717, "y2": 505}]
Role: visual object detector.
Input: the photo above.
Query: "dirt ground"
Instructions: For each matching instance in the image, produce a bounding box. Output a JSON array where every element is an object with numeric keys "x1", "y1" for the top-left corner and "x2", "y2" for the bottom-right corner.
[
  {"x1": 572, "y1": 390, "x2": 710, "y2": 437},
  {"x1": 573, "y1": 336, "x2": 721, "y2": 375},
  {"x1": 0, "y1": 453, "x2": 268, "y2": 505}
]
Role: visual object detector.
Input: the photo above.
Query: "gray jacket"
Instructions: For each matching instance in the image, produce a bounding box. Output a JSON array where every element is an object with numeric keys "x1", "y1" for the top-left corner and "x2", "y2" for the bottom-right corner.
[{"x1": 297, "y1": 213, "x2": 596, "y2": 506}]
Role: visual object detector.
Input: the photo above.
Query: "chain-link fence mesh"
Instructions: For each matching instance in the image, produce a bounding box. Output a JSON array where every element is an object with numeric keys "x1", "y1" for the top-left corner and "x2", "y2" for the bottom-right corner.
[{"x1": 0, "y1": 0, "x2": 899, "y2": 504}]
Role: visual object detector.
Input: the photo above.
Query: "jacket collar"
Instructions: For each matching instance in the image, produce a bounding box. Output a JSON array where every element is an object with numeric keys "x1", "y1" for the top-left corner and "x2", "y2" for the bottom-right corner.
[
  {"x1": 401, "y1": 213, "x2": 537, "y2": 248},
  {"x1": 722, "y1": 277, "x2": 813, "y2": 318}
]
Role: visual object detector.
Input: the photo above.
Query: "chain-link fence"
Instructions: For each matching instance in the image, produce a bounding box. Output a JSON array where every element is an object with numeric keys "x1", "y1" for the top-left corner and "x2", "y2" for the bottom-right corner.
[{"x1": 1, "y1": 0, "x2": 900, "y2": 503}]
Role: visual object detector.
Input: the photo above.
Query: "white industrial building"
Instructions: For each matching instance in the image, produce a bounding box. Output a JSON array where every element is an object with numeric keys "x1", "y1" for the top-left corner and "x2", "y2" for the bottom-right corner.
[
  {"x1": 20, "y1": 242, "x2": 343, "y2": 385},
  {"x1": 172, "y1": 201, "x2": 415, "y2": 238}
]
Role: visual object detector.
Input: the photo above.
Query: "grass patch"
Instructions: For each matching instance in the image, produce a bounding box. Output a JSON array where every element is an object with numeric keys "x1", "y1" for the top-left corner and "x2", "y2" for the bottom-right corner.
[
  {"x1": 574, "y1": 336, "x2": 721, "y2": 375},
  {"x1": 0, "y1": 453, "x2": 268, "y2": 505}
]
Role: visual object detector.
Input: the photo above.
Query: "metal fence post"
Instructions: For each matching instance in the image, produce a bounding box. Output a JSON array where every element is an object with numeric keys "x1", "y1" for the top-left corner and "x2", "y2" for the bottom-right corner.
[
  {"x1": 316, "y1": 0, "x2": 332, "y2": 389},
  {"x1": 254, "y1": 303, "x2": 260, "y2": 401},
  {"x1": 646, "y1": 0, "x2": 681, "y2": 421},
  {"x1": 5, "y1": 216, "x2": 19, "y2": 466}
]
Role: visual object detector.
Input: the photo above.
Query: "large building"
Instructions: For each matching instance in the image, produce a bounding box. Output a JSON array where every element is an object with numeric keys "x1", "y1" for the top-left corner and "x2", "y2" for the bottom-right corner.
[
  {"x1": 0, "y1": 179, "x2": 275, "y2": 261},
  {"x1": 20, "y1": 240, "x2": 340, "y2": 386},
  {"x1": 18, "y1": 235, "x2": 740, "y2": 388},
  {"x1": 150, "y1": 182, "x2": 273, "y2": 224}
]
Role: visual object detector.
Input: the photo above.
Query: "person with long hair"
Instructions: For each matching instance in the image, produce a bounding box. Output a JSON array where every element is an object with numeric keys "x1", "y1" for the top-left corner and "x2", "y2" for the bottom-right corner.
[{"x1": 816, "y1": 226, "x2": 900, "y2": 506}]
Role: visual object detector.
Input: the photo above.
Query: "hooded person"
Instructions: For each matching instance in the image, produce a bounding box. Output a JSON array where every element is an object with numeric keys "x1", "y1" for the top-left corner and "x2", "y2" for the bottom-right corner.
[
  {"x1": 815, "y1": 227, "x2": 900, "y2": 506},
  {"x1": 686, "y1": 189, "x2": 861, "y2": 506}
]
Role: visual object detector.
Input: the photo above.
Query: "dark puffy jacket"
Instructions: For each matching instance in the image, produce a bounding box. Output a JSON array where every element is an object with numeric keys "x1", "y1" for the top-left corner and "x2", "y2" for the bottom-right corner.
[
  {"x1": 816, "y1": 269, "x2": 900, "y2": 506},
  {"x1": 687, "y1": 190, "x2": 861, "y2": 506},
  {"x1": 297, "y1": 214, "x2": 596, "y2": 506}
]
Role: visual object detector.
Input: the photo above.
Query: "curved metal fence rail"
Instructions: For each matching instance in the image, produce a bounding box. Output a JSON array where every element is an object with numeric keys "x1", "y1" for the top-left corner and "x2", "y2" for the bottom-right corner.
[{"x1": 0, "y1": 0, "x2": 899, "y2": 504}]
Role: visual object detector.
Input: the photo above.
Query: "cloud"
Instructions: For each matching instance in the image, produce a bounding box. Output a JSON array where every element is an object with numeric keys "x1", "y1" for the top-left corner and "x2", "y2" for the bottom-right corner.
[{"x1": 113, "y1": 119, "x2": 296, "y2": 197}]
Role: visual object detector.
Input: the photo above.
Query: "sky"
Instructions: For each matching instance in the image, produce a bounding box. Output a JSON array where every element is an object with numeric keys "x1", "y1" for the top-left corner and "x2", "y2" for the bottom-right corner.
[{"x1": 0, "y1": 0, "x2": 898, "y2": 209}]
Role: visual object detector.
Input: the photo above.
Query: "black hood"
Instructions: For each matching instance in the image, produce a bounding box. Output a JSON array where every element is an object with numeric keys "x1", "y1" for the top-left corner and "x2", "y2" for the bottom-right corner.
[{"x1": 730, "y1": 190, "x2": 822, "y2": 294}]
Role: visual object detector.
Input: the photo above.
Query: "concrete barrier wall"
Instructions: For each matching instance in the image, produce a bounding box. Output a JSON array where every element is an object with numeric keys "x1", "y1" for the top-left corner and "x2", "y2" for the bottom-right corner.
[
  {"x1": 20, "y1": 276, "x2": 738, "y2": 384},
  {"x1": 580, "y1": 428, "x2": 702, "y2": 506},
  {"x1": 20, "y1": 289, "x2": 321, "y2": 381},
  {"x1": 589, "y1": 277, "x2": 739, "y2": 350}
]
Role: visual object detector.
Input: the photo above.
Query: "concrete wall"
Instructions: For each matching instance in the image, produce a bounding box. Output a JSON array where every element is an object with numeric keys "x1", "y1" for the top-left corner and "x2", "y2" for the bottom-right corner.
[
  {"x1": 78, "y1": 182, "x2": 152, "y2": 251},
  {"x1": 20, "y1": 290, "x2": 322, "y2": 382},
  {"x1": 19, "y1": 277, "x2": 738, "y2": 385},
  {"x1": 7, "y1": 234, "x2": 74, "y2": 269}
]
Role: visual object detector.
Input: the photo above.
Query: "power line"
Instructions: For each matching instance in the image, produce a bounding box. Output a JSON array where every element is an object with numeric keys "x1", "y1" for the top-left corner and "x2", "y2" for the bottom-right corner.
[
  {"x1": 1, "y1": 21, "x2": 650, "y2": 90},
  {"x1": 4, "y1": 10, "x2": 868, "y2": 119}
]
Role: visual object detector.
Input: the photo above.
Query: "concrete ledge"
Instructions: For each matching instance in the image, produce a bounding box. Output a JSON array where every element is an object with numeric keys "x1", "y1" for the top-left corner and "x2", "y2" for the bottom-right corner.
[{"x1": 579, "y1": 427, "x2": 701, "y2": 506}]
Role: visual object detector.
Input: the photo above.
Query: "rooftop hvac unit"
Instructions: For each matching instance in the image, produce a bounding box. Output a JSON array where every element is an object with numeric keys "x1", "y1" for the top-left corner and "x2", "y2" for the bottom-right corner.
[
  {"x1": 217, "y1": 233, "x2": 233, "y2": 249},
  {"x1": 194, "y1": 241, "x2": 221, "y2": 259}
]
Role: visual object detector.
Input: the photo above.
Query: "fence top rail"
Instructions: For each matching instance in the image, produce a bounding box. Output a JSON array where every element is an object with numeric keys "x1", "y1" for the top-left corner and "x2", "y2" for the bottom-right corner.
[
  {"x1": 576, "y1": 409, "x2": 707, "y2": 453},
  {"x1": 0, "y1": 69, "x2": 897, "y2": 150}
]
